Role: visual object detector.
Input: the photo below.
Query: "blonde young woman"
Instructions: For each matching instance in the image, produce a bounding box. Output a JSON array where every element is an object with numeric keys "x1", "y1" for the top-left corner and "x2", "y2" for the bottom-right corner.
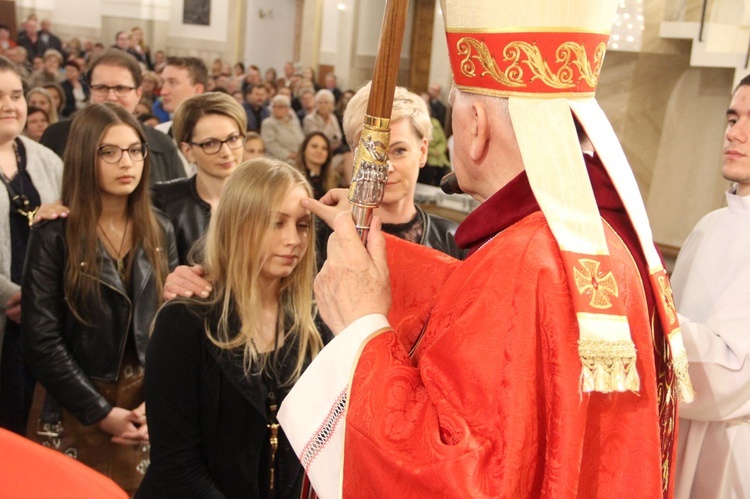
[
  {"x1": 151, "y1": 92, "x2": 247, "y2": 264},
  {"x1": 138, "y1": 159, "x2": 327, "y2": 498}
]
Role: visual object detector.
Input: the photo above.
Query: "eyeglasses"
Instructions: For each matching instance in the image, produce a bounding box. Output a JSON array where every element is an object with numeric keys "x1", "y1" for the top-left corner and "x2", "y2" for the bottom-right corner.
[
  {"x1": 97, "y1": 143, "x2": 149, "y2": 164},
  {"x1": 189, "y1": 134, "x2": 245, "y2": 155},
  {"x1": 90, "y1": 85, "x2": 137, "y2": 97}
]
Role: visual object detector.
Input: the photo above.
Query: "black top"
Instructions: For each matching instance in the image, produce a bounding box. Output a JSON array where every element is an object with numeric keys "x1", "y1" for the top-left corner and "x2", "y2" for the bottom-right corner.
[
  {"x1": 138, "y1": 302, "x2": 326, "y2": 499},
  {"x1": 39, "y1": 119, "x2": 185, "y2": 185},
  {"x1": 2, "y1": 139, "x2": 39, "y2": 284},
  {"x1": 22, "y1": 215, "x2": 178, "y2": 425},
  {"x1": 315, "y1": 205, "x2": 466, "y2": 269},
  {"x1": 151, "y1": 176, "x2": 211, "y2": 265}
]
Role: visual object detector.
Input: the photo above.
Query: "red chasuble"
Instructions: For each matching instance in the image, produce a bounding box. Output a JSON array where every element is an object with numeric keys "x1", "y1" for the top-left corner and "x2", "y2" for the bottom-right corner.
[{"x1": 340, "y1": 157, "x2": 674, "y2": 497}]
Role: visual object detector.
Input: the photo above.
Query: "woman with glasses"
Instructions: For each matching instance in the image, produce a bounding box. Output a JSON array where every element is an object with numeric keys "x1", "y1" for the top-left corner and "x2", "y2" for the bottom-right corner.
[
  {"x1": 151, "y1": 92, "x2": 247, "y2": 265},
  {"x1": 22, "y1": 102, "x2": 178, "y2": 494}
]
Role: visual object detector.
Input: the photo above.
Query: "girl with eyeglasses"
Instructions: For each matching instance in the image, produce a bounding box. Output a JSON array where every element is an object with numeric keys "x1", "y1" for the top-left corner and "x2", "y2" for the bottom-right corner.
[
  {"x1": 138, "y1": 159, "x2": 327, "y2": 498},
  {"x1": 22, "y1": 102, "x2": 178, "y2": 494},
  {"x1": 151, "y1": 92, "x2": 247, "y2": 265}
]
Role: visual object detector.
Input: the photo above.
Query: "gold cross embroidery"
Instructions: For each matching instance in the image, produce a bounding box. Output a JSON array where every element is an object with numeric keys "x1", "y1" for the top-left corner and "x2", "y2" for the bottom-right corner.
[
  {"x1": 573, "y1": 259, "x2": 618, "y2": 309},
  {"x1": 658, "y1": 275, "x2": 677, "y2": 324}
]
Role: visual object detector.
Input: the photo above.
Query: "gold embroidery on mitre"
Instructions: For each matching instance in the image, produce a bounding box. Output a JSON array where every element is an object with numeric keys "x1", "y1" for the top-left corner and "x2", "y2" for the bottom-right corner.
[
  {"x1": 657, "y1": 275, "x2": 677, "y2": 324},
  {"x1": 573, "y1": 258, "x2": 618, "y2": 309},
  {"x1": 456, "y1": 37, "x2": 606, "y2": 90},
  {"x1": 457, "y1": 37, "x2": 524, "y2": 87}
]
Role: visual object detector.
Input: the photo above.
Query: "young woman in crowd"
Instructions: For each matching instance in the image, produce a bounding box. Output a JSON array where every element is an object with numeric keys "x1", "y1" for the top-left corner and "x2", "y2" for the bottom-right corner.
[
  {"x1": 25, "y1": 86, "x2": 59, "y2": 124},
  {"x1": 23, "y1": 106, "x2": 50, "y2": 142},
  {"x1": 138, "y1": 159, "x2": 327, "y2": 498},
  {"x1": 41, "y1": 82, "x2": 66, "y2": 118},
  {"x1": 0, "y1": 56, "x2": 65, "y2": 436},
  {"x1": 296, "y1": 131, "x2": 338, "y2": 200},
  {"x1": 130, "y1": 27, "x2": 153, "y2": 70},
  {"x1": 22, "y1": 102, "x2": 177, "y2": 494},
  {"x1": 151, "y1": 92, "x2": 247, "y2": 264}
]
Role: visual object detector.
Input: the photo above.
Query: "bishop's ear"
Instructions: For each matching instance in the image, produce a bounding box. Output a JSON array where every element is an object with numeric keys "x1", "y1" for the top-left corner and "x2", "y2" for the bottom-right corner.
[{"x1": 469, "y1": 100, "x2": 490, "y2": 161}]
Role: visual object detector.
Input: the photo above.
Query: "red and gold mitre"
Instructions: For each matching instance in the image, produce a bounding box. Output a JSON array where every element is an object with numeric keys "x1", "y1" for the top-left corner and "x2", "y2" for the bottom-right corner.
[{"x1": 440, "y1": 0, "x2": 694, "y2": 401}]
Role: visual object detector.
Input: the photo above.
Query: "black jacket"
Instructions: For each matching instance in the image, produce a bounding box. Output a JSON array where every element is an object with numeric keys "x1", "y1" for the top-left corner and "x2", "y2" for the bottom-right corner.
[
  {"x1": 39, "y1": 119, "x2": 185, "y2": 185},
  {"x1": 151, "y1": 176, "x2": 210, "y2": 265},
  {"x1": 137, "y1": 303, "x2": 328, "y2": 498},
  {"x1": 416, "y1": 206, "x2": 467, "y2": 259},
  {"x1": 315, "y1": 205, "x2": 466, "y2": 268},
  {"x1": 22, "y1": 214, "x2": 178, "y2": 426}
]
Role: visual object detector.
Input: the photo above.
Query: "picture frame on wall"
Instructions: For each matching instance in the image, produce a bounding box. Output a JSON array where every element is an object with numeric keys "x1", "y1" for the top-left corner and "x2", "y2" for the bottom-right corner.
[{"x1": 183, "y1": 0, "x2": 210, "y2": 26}]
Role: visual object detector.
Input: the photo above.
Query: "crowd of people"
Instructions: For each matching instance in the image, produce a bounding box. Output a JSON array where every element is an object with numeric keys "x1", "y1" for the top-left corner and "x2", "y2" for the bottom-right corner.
[
  {"x1": 1, "y1": 2, "x2": 748, "y2": 498},
  {"x1": 0, "y1": 12, "x2": 460, "y2": 497}
]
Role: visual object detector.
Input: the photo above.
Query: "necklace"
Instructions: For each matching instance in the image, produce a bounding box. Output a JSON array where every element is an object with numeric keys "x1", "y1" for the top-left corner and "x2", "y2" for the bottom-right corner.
[
  {"x1": 97, "y1": 218, "x2": 130, "y2": 281},
  {"x1": 0, "y1": 140, "x2": 38, "y2": 227}
]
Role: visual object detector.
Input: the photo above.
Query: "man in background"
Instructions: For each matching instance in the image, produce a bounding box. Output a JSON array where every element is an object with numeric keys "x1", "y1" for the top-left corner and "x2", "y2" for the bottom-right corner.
[
  {"x1": 40, "y1": 49, "x2": 183, "y2": 184},
  {"x1": 155, "y1": 56, "x2": 208, "y2": 176},
  {"x1": 243, "y1": 83, "x2": 269, "y2": 133}
]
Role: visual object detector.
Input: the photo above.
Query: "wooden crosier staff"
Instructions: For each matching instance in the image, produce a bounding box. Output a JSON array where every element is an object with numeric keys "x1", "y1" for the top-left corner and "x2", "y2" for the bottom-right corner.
[
  {"x1": 348, "y1": 0, "x2": 409, "y2": 243},
  {"x1": 299, "y1": 4, "x2": 409, "y2": 498}
]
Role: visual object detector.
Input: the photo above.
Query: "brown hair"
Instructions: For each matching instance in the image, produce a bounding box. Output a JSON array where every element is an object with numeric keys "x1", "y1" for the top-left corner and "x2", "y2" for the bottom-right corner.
[
  {"x1": 62, "y1": 102, "x2": 168, "y2": 322},
  {"x1": 165, "y1": 56, "x2": 209, "y2": 88},
  {"x1": 85, "y1": 48, "x2": 142, "y2": 88},
  {"x1": 172, "y1": 91, "x2": 247, "y2": 145},
  {"x1": 297, "y1": 131, "x2": 337, "y2": 195}
]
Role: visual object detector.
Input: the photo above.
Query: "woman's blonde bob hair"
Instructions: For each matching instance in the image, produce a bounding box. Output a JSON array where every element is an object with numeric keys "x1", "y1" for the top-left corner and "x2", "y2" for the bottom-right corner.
[
  {"x1": 200, "y1": 157, "x2": 322, "y2": 382},
  {"x1": 343, "y1": 81, "x2": 432, "y2": 148}
]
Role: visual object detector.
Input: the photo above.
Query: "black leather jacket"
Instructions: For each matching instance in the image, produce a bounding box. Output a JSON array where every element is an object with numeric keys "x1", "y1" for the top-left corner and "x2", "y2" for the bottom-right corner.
[
  {"x1": 151, "y1": 176, "x2": 210, "y2": 265},
  {"x1": 22, "y1": 214, "x2": 178, "y2": 426},
  {"x1": 415, "y1": 206, "x2": 467, "y2": 260}
]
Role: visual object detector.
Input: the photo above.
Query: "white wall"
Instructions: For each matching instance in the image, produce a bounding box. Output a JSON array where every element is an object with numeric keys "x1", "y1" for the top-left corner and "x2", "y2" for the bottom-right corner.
[
  {"x1": 169, "y1": 0, "x2": 228, "y2": 42},
  {"x1": 243, "y1": 0, "x2": 296, "y2": 73},
  {"x1": 428, "y1": 0, "x2": 451, "y2": 97}
]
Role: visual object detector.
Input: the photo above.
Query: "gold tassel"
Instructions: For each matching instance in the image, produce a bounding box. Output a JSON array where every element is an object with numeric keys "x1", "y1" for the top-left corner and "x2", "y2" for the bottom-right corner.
[
  {"x1": 579, "y1": 339, "x2": 640, "y2": 394},
  {"x1": 671, "y1": 348, "x2": 695, "y2": 403}
]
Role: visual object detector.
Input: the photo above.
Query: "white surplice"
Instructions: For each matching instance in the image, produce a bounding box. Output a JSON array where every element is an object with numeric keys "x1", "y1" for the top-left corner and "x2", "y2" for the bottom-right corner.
[
  {"x1": 672, "y1": 190, "x2": 750, "y2": 499},
  {"x1": 278, "y1": 314, "x2": 390, "y2": 499}
]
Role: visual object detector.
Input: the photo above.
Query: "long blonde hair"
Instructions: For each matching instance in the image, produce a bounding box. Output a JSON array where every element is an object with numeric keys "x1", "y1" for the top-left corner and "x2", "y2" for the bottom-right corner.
[{"x1": 201, "y1": 158, "x2": 322, "y2": 383}]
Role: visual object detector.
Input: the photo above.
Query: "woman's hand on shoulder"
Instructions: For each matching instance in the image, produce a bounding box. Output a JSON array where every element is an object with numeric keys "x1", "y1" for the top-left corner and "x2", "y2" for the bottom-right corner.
[
  {"x1": 164, "y1": 264, "x2": 212, "y2": 301},
  {"x1": 33, "y1": 200, "x2": 69, "y2": 224}
]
